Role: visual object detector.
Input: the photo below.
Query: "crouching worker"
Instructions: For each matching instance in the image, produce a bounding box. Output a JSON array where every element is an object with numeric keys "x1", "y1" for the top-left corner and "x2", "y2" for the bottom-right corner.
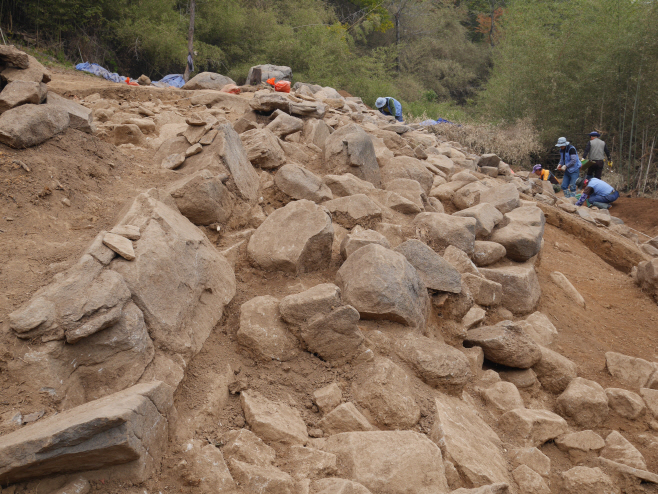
[
  {"x1": 375, "y1": 97, "x2": 404, "y2": 122},
  {"x1": 575, "y1": 177, "x2": 619, "y2": 209},
  {"x1": 533, "y1": 164, "x2": 560, "y2": 184}
]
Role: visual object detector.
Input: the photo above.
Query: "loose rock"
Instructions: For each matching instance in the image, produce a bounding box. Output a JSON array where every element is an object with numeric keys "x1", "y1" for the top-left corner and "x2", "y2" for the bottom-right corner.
[{"x1": 556, "y1": 377, "x2": 609, "y2": 427}]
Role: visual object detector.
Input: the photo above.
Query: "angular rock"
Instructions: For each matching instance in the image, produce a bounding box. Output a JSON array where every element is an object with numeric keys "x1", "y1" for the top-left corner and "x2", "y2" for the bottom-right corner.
[
  {"x1": 550, "y1": 271, "x2": 586, "y2": 308},
  {"x1": 180, "y1": 440, "x2": 236, "y2": 493},
  {"x1": 512, "y1": 465, "x2": 550, "y2": 494},
  {"x1": 395, "y1": 335, "x2": 471, "y2": 393},
  {"x1": 479, "y1": 184, "x2": 520, "y2": 213},
  {"x1": 532, "y1": 346, "x2": 577, "y2": 393},
  {"x1": 380, "y1": 156, "x2": 433, "y2": 194},
  {"x1": 478, "y1": 154, "x2": 501, "y2": 168},
  {"x1": 183, "y1": 72, "x2": 236, "y2": 90},
  {"x1": 222, "y1": 428, "x2": 276, "y2": 466},
  {"x1": 167, "y1": 169, "x2": 234, "y2": 225},
  {"x1": 311, "y1": 478, "x2": 373, "y2": 494},
  {"x1": 275, "y1": 164, "x2": 333, "y2": 203},
  {"x1": 498, "y1": 408, "x2": 568, "y2": 447},
  {"x1": 248, "y1": 64, "x2": 292, "y2": 84},
  {"x1": 0, "y1": 381, "x2": 172, "y2": 484},
  {"x1": 473, "y1": 241, "x2": 506, "y2": 267},
  {"x1": 637, "y1": 258, "x2": 658, "y2": 300},
  {"x1": 556, "y1": 430, "x2": 606, "y2": 461},
  {"x1": 463, "y1": 306, "x2": 486, "y2": 329},
  {"x1": 500, "y1": 368, "x2": 537, "y2": 388},
  {"x1": 238, "y1": 295, "x2": 300, "y2": 362},
  {"x1": 228, "y1": 459, "x2": 295, "y2": 494},
  {"x1": 47, "y1": 93, "x2": 94, "y2": 133},
  {"x1": 0, "y1": 104, "x2": 69, "y2": 148},
  {"x1": 102, "y1": 232, "x2": 135, "y2": 261},
  {"x1": 284, "y1": 445, "x2": 337, "y2": 480},
  {"x1": 110, "y1": 224, "x2": 141, "y2": 240},
  {"x1": 605, "y1": 388, "x2": 646, "y2": 419},
  {"x1": 248, "y1": 199, "x2": 333, "y2": 274},
  {"x1": 601, "y1": 431, "x2": 647, "y2": 470},
  {"x1": 524, "y1": 312, "x2": 558, "y2": 347},
  {"x1": 453, "y1": 203, "x2": 504, "y2": 239},
  {"x1": 302, "y1": 119, "x2": 332, "y2": 149},
  {"x1": 323, "y1": 173, "x2": 376, "y2": 198},
  {"x1": 301, "y1": 305, "x2": 365, "y2": 363},
  {"x1": 318, "y1": 403, "x2": 376, "y2": 435},
  {"x1": 0, "y1": 80, "x2": 47, "y2": 113},
  {"x1": 444, "y1": 245, "x2": 480, "y2": 276},
  {"x1": 241, "y1": 128, "x2": 286, "y2": 170},
  {"x1": 0, "y1": 45, "x2": 29, "y2": 69},
  {"x1": 280, "y1": 284, "x2": 342, "y2": 327},
  {"x1": 490, "y1": 207, "x2": 545, "y2": 262},
  {"x1": 367, "y1": 188, "x2": 422, "y2": 214},
  {"x1": 162, "y1": 153, "x2": 185, "y2": 170},
  {"x1": 481, "y1": 381, "x2": 525, "y2": 414},
  {"x1": 1, "y1": 54, "x2": 51, "y2": 84},
  {"x1": 605, "y1": 351, "x2": 658, "y2": 389},
  {"x1": 323, "y1": 124, "x2": 381, "y2": 187},
  {"x1": 640, "y1": 388, "x2": 658, "y2": 417},
  {"x1": 509, "y1": 447, "x2": 550, "y2": 478},
  {"x1": 266, "y1": 111, "x2": 304, "y2": 138},
  {"x1": 413, "y1": 213, "x2": 477, "y2": 256},
  {"x1": 322, "y1": 431, "x2": 448, "y2": 494},
  {"x1": 313, "y1": 383, "x2": 342, "y2": 415},
  {"x1": 351, "y1": 357, "x2": 420, "y2": 429},
  {"x1": 241, "y1": 390, "x2": 308, "y2": 445},
  {"x1": 394, "y1": 239, "x2": 461, "y2": 293},
  {"x1": 430, "y1": 395, "x2": 510, "y2": 487},
  {"x1": 556, "y1": 377, "x2": 609, "y2": 427},
  {"x1": 341, "y1": 228, "x2": 391, "y2": 259},
  {"x1": 479, "y1": 263, "x2": 541, "y2": 314},
  {"x1": 462, "y1": 273, "x2": 502, "y2": 307},
  {"x1": 385, "y1": 178, "x2": 426, "y2": 210},
  {"x1": 561, "y1": 467, "x2": 618, "y2": 494},
  {"x1": 336, "y1": 244, "x2": 429, "y2": 328},
  {"x1": 464, "y1": 324, "x2": 542, "y2": 369},
  {"x1": 452, "y1": 181, "x2": 489, "y2": 211},
  {"x1": 323, "y1": 194, "x2": 382, "y2": 229}
]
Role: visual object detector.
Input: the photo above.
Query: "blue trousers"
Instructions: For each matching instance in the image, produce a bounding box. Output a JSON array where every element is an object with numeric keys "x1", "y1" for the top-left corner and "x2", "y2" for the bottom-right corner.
[
  {"x1": 561, "y1": 169, "x2": 580, "y2": 193},
  {"x1": 589, "y1": 190, "x2": 619, "y2": 204}
]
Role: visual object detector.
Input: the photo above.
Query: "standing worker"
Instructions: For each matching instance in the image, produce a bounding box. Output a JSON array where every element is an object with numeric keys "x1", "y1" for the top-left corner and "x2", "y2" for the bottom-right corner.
[
  {"x1": 582, "y1": 131, "x2": 612, "y2": 180},
  {"x1": 375, "y1": 97, "x2": 404, "y2": 122},
  {"x1": 555, "y1": 137, "x2": 581, "y2": 198},
  {"x1": 575, "y1": 177, "x2": 619, "y2": 209}
]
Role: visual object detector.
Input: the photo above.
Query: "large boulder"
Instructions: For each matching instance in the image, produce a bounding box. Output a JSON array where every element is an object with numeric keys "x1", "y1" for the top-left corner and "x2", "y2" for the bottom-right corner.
[
  {"x1": 430, "y1": 395, "x2": 510, "y2": 487},
  {"x1": 473, "y1": 241, "x2": 506, "y2": 267},
  {"x1": 183, "y1": 72, "x2": 236, "y2": 90},
  {"x1": 247, "y1": 64, "x2": 292, "y2": 84},
  {"x1": 0, "y1": 80, "x2": 47, "y2": 113},
  {"x1": 46, "y1": 92, "x2": 95, "y2": 133},
  {"x1": 238, "y1": 296, "x2": 300, "y2": 362},
  {"x1": 490, "y1": 207, "x2": 545, "y2": 262},
  {"x1": 395, "y1": 335, "x2": 471, "y2": 393},
  {"x1": 498, "y1": 409, "x2": 568, "y2": 447},
  {"x1": 556, "y1": 377, "x2": 609, "y2": 427},
  {"x1": 324, "y1": 173, "x2": 376, "y2": 197},
  {"x1": 1, "y1": 54, "x2": 51, "y2": 83},
  {"x1": 279, "y1": 283, "x2": 341, "y2": 327},
  {"x1": 0, "y1": 104, "x2": 69, "y2": 148},
  {"x1": 341, "y1": 228, "x2": 391, "y2": 259},
  {"x1": 380, "y1": 156, "x2": 433, "y2": 194},
  {"x1": 452, "y1": 181, "x2": 490, "y2": 211},
  {"x1": 560, "y1": 467, "x2": 618, "y2": 494},
  {"x1": 0, "y1": 382, "x2": 172, "y2": 484},
  {"x1": 275, "y1": 163, "x2": 333, "y2": 202},
  {"x1": 336, "y1": 244, "x2": 429, "y2": 328},
  {"x1": 453, "y1": 203, "x2": 504, "y2": 238},
  {"x1": 605, "y1": 388, "x2": 646, "y2": 419},
  {"x1": 302, "y1": 119, "x2": 332, "y2": 149},
  {"x1": 247, "y1": 199, "x2": 333, "y2": 274},
  {"x1": 240, "y1": 128, "x2": 286, "y2": 170},
  {"x1": 266, "y1": 110, "x2": 304, "y2": 138},
  {"x1": 0, "y1": 45, "x2": 29, "y2": 68},
  {"x1": 241, "y1": 390, "x2": 308, "y2": 445},
  {"x1": 167, "y1": 169, "x2": 234, "y2": 225},
  {"x1": 413, "y1": 213, "x2": 477, "y2": 256},
  {"x1": 351, "y1": 357, "x2": 420, "y2": 429},
  {"x1": 323, "y1": 194, "x2": 382, "y2": 229},
  {"x1": 532, "y1": 346, "x2": 578, "y2": 393},
  {"x1": 323, "y1": 124, "x2": 381, "y2": 187},
  {"x1": 605, "y1": 351, "x2": 658, "y2": 389},
  {"x1": 394, "y1": 239, "x2": 461, "y2": 293},
  {"x1": 322, "y1": 431, "x2": 449, "y2": 494},
  {"x1": 479, "y1": 263, "x2": 541, "y2": 314},
  {"x1": 479, "y1": 183, "x2": 520, "y2": 213},
  {"x1": 464, "y1": 323, "x2": 542, "y2": 369}
]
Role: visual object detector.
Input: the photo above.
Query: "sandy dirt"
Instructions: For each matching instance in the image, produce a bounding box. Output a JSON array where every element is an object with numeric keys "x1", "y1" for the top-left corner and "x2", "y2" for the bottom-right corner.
[{"x1": 2, "y1": 66, "x2": 658, "y2": 493}]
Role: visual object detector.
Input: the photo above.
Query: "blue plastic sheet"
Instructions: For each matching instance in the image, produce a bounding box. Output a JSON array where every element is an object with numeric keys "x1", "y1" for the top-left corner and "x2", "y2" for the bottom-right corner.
[{"x1": 75, "y1": 62, "x2": 185, "y2": 88}]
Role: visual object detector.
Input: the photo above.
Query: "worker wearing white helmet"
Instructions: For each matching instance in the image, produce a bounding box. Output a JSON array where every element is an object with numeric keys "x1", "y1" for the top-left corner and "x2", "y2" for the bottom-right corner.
[{"x1": 375, "y1": 97, "x2": 404, "y2": 122}]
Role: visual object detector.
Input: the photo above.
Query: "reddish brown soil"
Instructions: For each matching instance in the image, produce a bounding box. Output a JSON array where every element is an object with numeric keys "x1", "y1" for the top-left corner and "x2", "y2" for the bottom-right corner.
[{"x1": 609, "y1": 196, "x2": 658, "y2": 239}]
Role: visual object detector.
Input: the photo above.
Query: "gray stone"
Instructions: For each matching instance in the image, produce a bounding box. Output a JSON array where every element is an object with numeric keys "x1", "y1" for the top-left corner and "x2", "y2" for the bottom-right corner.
[
  {"x1": 302, "y1": 119, "x2": 332, "y2": 149},
  {"x1": 560, "y1": 467, "x2": 618, "y2": 494},
  {"x1": 248, "y1": 199, "x2": 333, "y2": 274},
  {"x1": 0, "y1": 104, "x2": 69, "y2": 148},
  {"x1": 523, "y1": 312, "x2": 558, "y2": 346},
  {"x1": 324, "y1": 173, "x2": 376, "y2": 198},
  {"x1": 453, "y1": 202, "x2": 504, "y2": 238},
  {"x1": 247, "y1": 64, "x2": 292, "y2": 84},
  {"x1": 385, "y1": 178, "x2": 426, "y2": 210},
  {"x1": 318, "y1": 402, "x2": 376, "y2": 435},
  {"x1": 605, "y1": 388, "x2": 646, "y2": 419},
  {"x1": 490, "y1": 207, "x2": 545, "y2": 262},
  {"x1": 336, "y1": 244, "x2": 429, "y2": 328},
  {"x1": 266, "y1": 111, "x2": 304, "y2": 138},
  {"x1": 479, "y1": 183, "x2": 520, "y2": 213},
  {"x1": 556, "y1": 377, "x2": 609, "y2": 427},
  {"x1": 183, "y1": 72, "x2": 236, "y2": 90},
  {"x1": 413, "y1": 212, "x2": 477, "y2": 256},
  {"x1": 473, "y1": 241, "x2": 506, "y2": 267},
  {"x1": 289, "y1": 100, "x2": 327, "y2": 118},
  {"x1": 46, "y1": 93, "x2": 94, "y2": 133},
  {"x1": 380, "y1": 156, "x2": 433, "y2": 194},
  {"x1": 532, "y1": 346, "x2": 577, "y2": 393},
  {"x1": 275, "y1": 163, "x2": 333, "y2": 202},
  {"x1": 167, "y1": 169, "x2": 234, "y2": 225},
  {"x1": 0, "y1": 80, "x2": 47, "y2": 113},
  {"x1": 301, "y1": 305, "x2": 365, "y2": 363},
  {"x1": 0, "y1": 45, "x2": 29, "y2": 69},
  {"x1": 479, "y1": 263, "x2": 541, "y2": 314},
  {"x1": 279, "y1": 284, "x2": 341, "y2": 327},
  {"x1": 1, "y1": 54, "x2": 51, "y2": 84},
  {"x1": 452, "y1": 181, "x2": 490, "y2": 211},
  {"x1": 241, "y1": 128, "x2": 286, "y2": 170},
  {"x1": 462, "y1": 273, "x2": 503, "y2": 307},
  {"x1": 323, "y1": 124, "x2": 381, "y2": 187},
  {"x1": 498, "y1": 408, "x2": 568, "y2": 447},
  {"x1": 341, "y1": 228, "x2": 391, "y2": 259},
  {"x1": 478, "y1": 154, "x2": 501, "y2": 168},
  {"x1": 323, "y1": 194, "x2": 382, "y2": 229},
  {"x1": 241, "y1": 390, "x2": 308, "y2": 445},
  {"x1": 394, "y1": 239, "x2": 461, "y2": 293},
  {"x1": 0, "y1": 382, "x2": 172, "y2": 484},
  {"x1": 465, "y1": 323, "x2": 542, "y2": 369}
]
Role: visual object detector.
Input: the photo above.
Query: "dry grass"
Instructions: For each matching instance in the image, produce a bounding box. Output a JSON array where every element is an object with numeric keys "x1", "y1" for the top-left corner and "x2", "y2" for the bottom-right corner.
[{"x1": 427, "y1": 118, "x2": 542, "y2": 167}]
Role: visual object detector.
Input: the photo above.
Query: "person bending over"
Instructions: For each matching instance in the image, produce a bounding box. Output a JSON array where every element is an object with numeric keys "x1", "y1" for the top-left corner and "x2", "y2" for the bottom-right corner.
[
  {"x1": 533, "y1": 164, "x2": 560, "y2": 184},
  {"x1": 375, "y1": 97, "x2": 404, "y2": 122},
  {"x1": 575, "y1": 177, "x2": 619, "y2": 209},
  {"x1": 555, "y1": 137, "x2": 581, "y2": 198}
]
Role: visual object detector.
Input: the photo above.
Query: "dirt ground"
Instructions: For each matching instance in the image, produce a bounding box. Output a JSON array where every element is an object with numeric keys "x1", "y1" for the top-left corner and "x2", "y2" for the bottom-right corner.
[{"x1": 2, "y1": 66, "x2": 658, "y2": 492}]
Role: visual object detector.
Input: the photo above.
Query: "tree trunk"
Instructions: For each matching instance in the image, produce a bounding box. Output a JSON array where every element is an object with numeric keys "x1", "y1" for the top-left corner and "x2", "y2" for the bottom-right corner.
[
  {"x1": 489, "y1": 0, "x2": 495, "y2": 47},
  {"x1": 183, "y1": 0, "x2": 196, "y2": 83},
  {"x1": 395, "y1": 12, "x2": 400, "y2": 73}
]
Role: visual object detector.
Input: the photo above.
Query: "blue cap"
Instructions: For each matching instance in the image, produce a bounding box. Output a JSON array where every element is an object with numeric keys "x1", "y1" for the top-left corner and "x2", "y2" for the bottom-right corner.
[{"x1": 589, "y1": 131, "x2": 601, "y2": 137}]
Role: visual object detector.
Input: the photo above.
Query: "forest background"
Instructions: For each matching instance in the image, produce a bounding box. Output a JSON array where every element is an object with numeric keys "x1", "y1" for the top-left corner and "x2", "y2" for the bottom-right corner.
[{"x1": 2, "y1": 0, "x2": 658, "y2": 190}]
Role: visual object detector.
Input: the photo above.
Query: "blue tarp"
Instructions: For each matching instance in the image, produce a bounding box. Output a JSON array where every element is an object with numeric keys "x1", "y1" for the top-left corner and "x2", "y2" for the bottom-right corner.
[
  {"x1": 419, "y1": 117, "x2": 456, "y2": 126},
  {"x1": 75, "y1": 62, "x2": 185, "y2": 88}
]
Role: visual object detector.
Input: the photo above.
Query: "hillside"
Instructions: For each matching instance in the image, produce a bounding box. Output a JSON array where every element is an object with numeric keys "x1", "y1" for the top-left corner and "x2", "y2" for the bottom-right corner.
[{"x1": 2, "y1": 52, "x2": 658, "y2": 494}]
